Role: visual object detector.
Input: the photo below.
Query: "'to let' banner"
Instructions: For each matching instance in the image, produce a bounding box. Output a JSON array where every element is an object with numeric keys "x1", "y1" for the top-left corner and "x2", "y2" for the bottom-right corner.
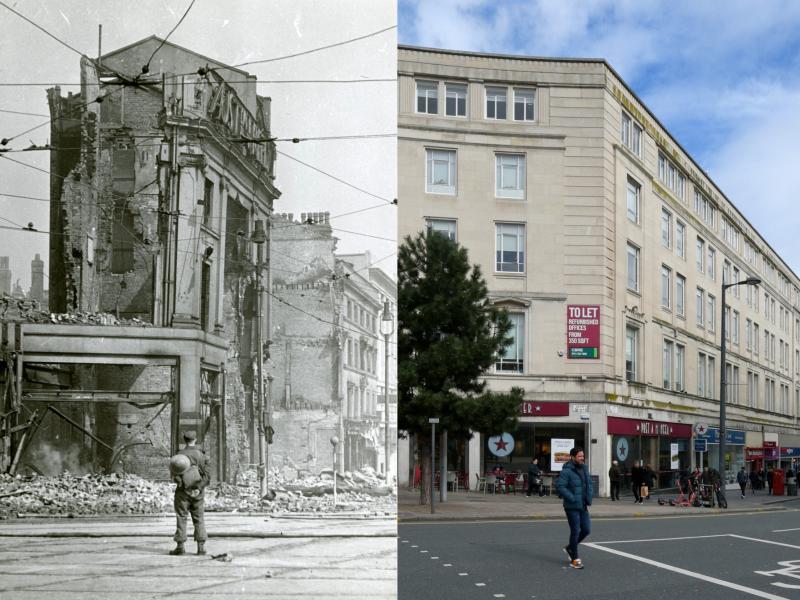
[{"x1": 567, "y1": 305, "x2": 600, "y2": 359}]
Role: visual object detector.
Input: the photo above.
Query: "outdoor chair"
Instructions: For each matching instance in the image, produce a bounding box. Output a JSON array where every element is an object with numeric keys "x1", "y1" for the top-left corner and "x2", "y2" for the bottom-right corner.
[
  {"x1": 446, "y1": 471, "x2": 458, "y2": 492},
  {"x1": 504, "y1": 473, "x2": 517, "y2": 495},
  {"x1": 475, "y1": 473, "x2": 488, "y2": 493}
]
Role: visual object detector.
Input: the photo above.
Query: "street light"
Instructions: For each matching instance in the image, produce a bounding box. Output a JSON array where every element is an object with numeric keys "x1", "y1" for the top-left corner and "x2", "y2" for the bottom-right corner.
[
  {"x1": 380, "y1": 301, "x2": 394, "y2": 482},
  {"x1": 719, "y1": 276, "x2": 760, "y2": 505},
  {"x1": 253, "y1": 219, "x2": 268, "y2": 499},
  {"x1": 330, "y1": 436, "x2": 340, "y2": 507}
]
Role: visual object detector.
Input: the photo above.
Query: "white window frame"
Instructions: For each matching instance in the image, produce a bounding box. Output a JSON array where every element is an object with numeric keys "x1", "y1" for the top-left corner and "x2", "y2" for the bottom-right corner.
[
  {"x1": 426, "y1": 218, "x2": 457, "y2": 242},
  {"x1": 486, "y1": 86, "x2": 507, "y2": 120},
  {"x1": 663, "y1": 339, "x2": 674, "y2": 389},
  {"x1": 696, "y1": 237, "x2": 705, "y2": 273},
  {"x1": 445, "y1": 82, "x2": 467, "y2": 117},
  {"x1": 416, "y1": 80, "x2": 438, "y2": 115},
  {"x1": 513, "y1": 88, "x2": 535, "y2": 121},
  {"x1": 621, "y1": 111, "x2": 643, "y2": 156},
  {"x1": 626, "y1": 325, "x2": 639, "y2": 382},
  {"x1": 676, "y1": 221, "x2": 686, "y2": 259},
  {"x1": 495, "y1": 222, "x2": 525, "y2": 273},
  {"x1": 496, "y1": 311, "x2": 525, "y2": 373},
  {"x1": 661, "y1": 209, "x2": 672, "y2": 249},
  {"x1": 495, "y1": 153, "x2": 526, "y2": 200},
  {"x1": 708, "y1": 294, "x2": 716, "y2": 332},
  {"x1": 676, "y1": 274, "x2": 686, "y2": 316},
  {"x1": 696, "y1": 287, "x2": 704, "y2": 327},
  {"x1": 627, "y1": 242, "x2": 640, "y2": 293},
  {"x1": 627, "y1": 177, "x2": 640, "y2": 224},
  {"x1": 425, "y1": 148, "x2": 456, "y2": 195},
  {"x1": 661, "y1": 265, "x2": 672, "y2": 309}
]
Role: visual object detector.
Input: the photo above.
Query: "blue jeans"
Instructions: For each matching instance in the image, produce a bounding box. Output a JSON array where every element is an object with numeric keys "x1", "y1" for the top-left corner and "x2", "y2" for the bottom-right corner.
[{"x1": 565, "y1": 508, "x2": 591, "y2": 559}]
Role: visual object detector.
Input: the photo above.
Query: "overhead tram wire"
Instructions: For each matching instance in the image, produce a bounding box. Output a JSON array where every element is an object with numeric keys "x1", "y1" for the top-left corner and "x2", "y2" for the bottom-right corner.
[
  {"x1": 0, "y1": 0, "x2": 87, "y2": 59},
  {"x1": 141, "y1": 0, "x2": 197, "y2": 76},
  {"x1": 1, "y1": 86, "x2": 124, "y2": 146},
  {"x1": 277, "y1": 150, "x2": 396, "y2": 206},
  {"x1": 0, "y1": 77, "x2": 395, "y2": 87},
  {"x1": 0, "y1": 109, "x2": 51, "y2": 118}
]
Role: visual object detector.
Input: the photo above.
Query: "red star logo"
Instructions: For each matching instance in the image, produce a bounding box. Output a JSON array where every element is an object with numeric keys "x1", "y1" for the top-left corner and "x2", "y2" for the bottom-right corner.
[
  {"x1": 495, "y1": 438, "x2": 509, "y2": 452},
  {"x1": 535, "y1": 405, "x2": 542, "y2": 412}
]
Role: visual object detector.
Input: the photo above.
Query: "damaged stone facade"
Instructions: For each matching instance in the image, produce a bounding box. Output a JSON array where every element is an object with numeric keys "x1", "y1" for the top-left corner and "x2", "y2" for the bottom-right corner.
[
  {"x1": 24, "y1": 36, "x2": 280, "y2": 480},
  {"x1": 269, "y1": 212, "x2": 394, "y2": 475}
]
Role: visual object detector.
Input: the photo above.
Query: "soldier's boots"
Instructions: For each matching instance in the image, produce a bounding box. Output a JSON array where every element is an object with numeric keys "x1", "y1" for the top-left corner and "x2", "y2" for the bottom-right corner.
[
  {"x1": 197, "y1": 542, "x2": 206, "y2": 556},
  {"x1": 169, "y1": 543, "x2": 185, "y2": 556}
]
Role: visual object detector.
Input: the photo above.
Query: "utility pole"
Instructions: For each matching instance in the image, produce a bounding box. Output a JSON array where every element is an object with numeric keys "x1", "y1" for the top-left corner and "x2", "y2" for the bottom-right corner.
[
  {"x1": 253, "y1": 220, "x2": 267, "y2": 498},
  {"x1": 380, "y1": 301, "x2": 394, "y2": 481}
]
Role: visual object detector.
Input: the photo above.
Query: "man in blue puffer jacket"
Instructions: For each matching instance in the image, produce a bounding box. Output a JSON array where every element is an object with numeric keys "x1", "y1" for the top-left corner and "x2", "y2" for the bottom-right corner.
[{"x1": 555, "y1": 446, "x2": 593, "y2": 569}]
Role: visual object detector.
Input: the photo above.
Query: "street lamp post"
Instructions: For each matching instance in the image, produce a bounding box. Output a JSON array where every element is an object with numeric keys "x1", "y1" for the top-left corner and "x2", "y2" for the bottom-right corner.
[
  {"x1": 719, "y1": 276, "x2": 760, "y2": 505},
  {"x1": 330, "y1": 436, "x2": 339, "y2": 507},
  {"x1": 252, "y1": 220, "x2": 268, "y2": 499},
  {"x1": 429, "y1": 417, "x2": 438, "y2": 515},
  {"x1": 380, "y1": 301, "x2": 394, "y2": 482}
]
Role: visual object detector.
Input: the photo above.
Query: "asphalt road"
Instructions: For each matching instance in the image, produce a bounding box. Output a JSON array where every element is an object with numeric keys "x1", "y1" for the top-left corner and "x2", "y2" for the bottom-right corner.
[
  {"x1": 0, "y1": 516, "x2": 397, "y2": 599},
  {"x1": 399, "y1": 509, "x2": 800, "y2": 600}
]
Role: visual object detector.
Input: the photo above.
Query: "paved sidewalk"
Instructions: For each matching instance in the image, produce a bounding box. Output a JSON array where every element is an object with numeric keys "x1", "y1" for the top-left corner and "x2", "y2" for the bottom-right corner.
[{"x1": 399, "y1": 486, "x2": 800, "y2": 522}]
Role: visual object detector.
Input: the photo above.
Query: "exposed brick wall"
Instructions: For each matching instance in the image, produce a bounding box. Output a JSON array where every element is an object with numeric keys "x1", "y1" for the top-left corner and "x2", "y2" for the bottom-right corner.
[{"x1": 271, "y1": 409, "x2": 339, "y2": 473}]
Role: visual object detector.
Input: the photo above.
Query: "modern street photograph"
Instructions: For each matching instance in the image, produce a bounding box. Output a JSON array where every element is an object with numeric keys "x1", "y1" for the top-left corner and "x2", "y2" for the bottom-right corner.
[
  {"x1": 397, "y1": 1, "x2": 800, "y2": 599},
  {"x1": 0, "y1": 1, "x2": 397, "y2": 598}
]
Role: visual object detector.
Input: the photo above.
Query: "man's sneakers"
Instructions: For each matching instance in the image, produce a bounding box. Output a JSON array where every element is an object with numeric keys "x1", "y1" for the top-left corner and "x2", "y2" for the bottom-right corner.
[{"x1": 569, "y1": 558, "x2": 584, "y2": 569}]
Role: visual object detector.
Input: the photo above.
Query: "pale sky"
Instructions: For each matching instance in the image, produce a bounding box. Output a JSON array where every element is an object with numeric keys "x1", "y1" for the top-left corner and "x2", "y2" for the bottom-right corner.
[
  {"x1": 0, "y1": 0, "x2": 397, "y2": 293},
  {"x1": 399, "y1": 0, "x2": 800, "y2": 278}
]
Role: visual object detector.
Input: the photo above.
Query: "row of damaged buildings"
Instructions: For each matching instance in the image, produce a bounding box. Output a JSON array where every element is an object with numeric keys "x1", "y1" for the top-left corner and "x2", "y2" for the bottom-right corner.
[{"x1": 0, "y1": 37, "x2": 396, "y2": 483}]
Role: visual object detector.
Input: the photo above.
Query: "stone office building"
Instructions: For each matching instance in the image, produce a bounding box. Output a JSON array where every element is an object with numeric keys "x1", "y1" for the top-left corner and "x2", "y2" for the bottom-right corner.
[{"x1": 397, "y1": 45, "x2": 800, "y2": 495}]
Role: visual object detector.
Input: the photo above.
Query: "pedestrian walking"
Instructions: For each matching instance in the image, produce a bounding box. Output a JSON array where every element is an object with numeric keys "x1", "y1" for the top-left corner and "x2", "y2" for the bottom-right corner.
[
  {"x1": 737, "y1": 467, "x2": 748, "y2": 498},
  {"x1": 767, "y1": 467, "x2": 774, "y2": 495},
  {"x1": 749, "y1": 469, "x2": 759, "y2": 495},
  {"x1": 631, "y1": 461, "x2": 644, "y2": 504},
  {"x1": 643, "y1": 463, "x2": 656, "y2": 500},
  {"x1": 608, "y1": 460, "x2": 621, "y2": 501},
  {"x1": 527, "y1": 458, "x2": 543, "y2": 497},
  {"x1": 169, "y1": 431, "x2": 211, "y2": 556},
  {"x1": 556, "y1": 447, "x2": 593, "y2": 570}
]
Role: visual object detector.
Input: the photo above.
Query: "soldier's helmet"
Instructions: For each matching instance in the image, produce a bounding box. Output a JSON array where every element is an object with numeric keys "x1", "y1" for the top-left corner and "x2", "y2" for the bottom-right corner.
[{"x1": 170, "y1": 453, "x2": 191, "y2": 475}]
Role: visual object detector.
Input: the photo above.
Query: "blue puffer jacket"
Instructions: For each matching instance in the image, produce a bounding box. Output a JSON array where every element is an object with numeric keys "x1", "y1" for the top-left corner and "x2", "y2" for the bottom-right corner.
[{"x1": 556, "y1": 460, "x2": 593, "y2": 510}]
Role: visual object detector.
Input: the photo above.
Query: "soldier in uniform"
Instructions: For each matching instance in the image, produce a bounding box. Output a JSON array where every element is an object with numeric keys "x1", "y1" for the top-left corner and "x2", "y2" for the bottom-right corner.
[{"x1": 169, "y1": 431, "x2": 211, "y2": 556}]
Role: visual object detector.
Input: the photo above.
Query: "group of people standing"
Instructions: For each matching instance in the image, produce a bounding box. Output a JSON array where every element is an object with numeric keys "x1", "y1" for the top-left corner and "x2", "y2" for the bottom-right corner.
[
  {"x1": 607, "y1": 460, "x2": 656, "y2": 503},
  {"x1": 738, "y1": 466, "x2": 789, "y2": 497}
]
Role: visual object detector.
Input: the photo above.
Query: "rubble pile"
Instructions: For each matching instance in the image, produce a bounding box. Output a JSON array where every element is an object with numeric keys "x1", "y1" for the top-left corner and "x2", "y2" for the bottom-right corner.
[
  {"x1": 0, "y1": 468, "x2": 396, "y2": 517},
  {"x1": 0, "y1": 294, "x2": 152, "y2": 327}
]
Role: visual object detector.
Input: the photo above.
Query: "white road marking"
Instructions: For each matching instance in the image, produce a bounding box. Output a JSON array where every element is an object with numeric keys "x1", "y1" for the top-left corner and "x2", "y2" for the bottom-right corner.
[
  {"x1": 458, "y1": 573, "x2": 468, "y2": 576},
  {"x1": 420, "y1": 550, "x2": 428, "y2": 553},
  {"x1": 755, "y1": 559, "x2": 800, "y2": 589},
  {"x1": 493, "y1": 595, "x2": 506, "y2": 598},
  {"x1": 773, "y1": 528, "x2": 800, "y2": 533},
  {"x1": 596, "y1": 534, "x2": 730, "y2": 545},
  {"x1": 411, "y1": 545, "x2": 418, "y2": 548},
  {"x1": 431, "y1": 556, "x2": 439, "y2": 559},
  {"x1": 443, "y1": 564, "x2": 452, "y2": 567},
  {"x1": 475, "y1": 583, "x2": 486, "y2": 587},
  {"x1": 401, "y1": 540, "x2": 409, "y2": 543},
  {"x1": 729, "y1": 535, "x2": 800, "y2": 550},
  {"x1": 585, "y1": 543, "x2": 788, "y2": 600}
]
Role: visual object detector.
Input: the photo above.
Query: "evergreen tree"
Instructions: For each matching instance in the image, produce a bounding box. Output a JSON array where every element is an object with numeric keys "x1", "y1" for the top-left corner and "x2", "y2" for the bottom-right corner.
[{"x1": 398, "y1": 230, "x2": 523, "y2": 504}]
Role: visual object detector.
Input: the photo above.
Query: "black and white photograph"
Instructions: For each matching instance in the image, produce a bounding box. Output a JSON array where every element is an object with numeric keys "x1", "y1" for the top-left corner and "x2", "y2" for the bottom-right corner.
[{"x1": 0, "y1": 1, "x2": 396, "y2": 598}]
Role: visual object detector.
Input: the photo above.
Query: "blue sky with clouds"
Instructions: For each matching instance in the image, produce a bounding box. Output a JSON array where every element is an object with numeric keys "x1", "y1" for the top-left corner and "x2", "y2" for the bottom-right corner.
[{"x1": 399, "y1": 0, "x2": 800, "y2": 275}]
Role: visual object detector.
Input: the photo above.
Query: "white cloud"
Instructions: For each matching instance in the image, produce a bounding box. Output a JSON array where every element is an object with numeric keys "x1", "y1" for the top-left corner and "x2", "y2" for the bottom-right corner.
[{"x1": 400, "y1": 0, "x2": 800, "y2": 273}]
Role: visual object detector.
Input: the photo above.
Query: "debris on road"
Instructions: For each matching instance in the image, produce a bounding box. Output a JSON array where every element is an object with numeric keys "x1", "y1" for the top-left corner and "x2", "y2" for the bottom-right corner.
[{"x1": 0, "y1": 468, "x2": 396, "y2": 517}]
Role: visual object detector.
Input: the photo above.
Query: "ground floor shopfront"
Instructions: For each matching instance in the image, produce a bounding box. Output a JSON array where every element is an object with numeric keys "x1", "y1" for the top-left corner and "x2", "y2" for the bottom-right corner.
[{"x1": 396, "y1": 401, "x2": 800, "y2": 497}]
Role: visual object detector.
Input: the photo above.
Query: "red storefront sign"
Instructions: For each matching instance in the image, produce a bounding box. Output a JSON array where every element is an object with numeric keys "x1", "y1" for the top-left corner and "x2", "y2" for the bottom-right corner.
[
  {"x1": 520, "y1": 401, "x2": 570, "y2": 417},
  {"x1": 746, "y1": 447, "x2": 764, "y2": 460},
  {"x1": 764, "y1": 441, "x2": 779, "y2": 460},
  {"x1": 607, "y1": 416, "x2": 692, "y2": 438},
  {"x1": 566, "y1": 305, "x2": 600, "y2": 359}
]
